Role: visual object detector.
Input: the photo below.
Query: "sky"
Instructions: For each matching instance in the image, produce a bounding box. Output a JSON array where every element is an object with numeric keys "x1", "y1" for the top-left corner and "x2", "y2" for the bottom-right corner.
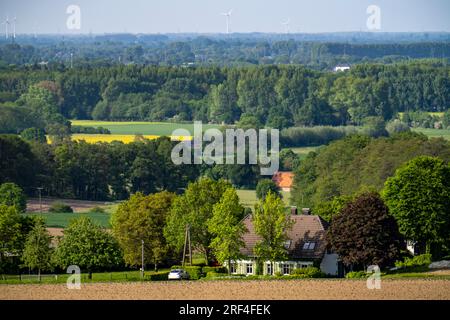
[{"x1": 0, "y1": 0, "x2": 449, "y2": 34}]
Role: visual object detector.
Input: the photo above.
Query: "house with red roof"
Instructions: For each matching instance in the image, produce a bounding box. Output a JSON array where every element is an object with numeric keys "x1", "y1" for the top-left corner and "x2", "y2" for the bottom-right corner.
[{"x1": 272, "y1": 171, "x2": 294, "y2": 192}]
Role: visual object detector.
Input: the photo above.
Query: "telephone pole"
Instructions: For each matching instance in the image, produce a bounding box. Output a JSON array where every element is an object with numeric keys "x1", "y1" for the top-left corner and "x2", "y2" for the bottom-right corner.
[
  {"x1": 182, "y1": 224, "x2": 192, "y2": 267},
  {"x1": 37, "y1": 187, "x2": 43, "y2": 214},
  {"x1": 141, "y1": 240, "x2": 144, "y2": 279}
]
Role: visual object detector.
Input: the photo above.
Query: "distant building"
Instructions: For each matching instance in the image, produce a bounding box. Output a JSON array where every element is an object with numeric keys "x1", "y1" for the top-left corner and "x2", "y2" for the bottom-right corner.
[
  {"x1": 333, "y1": 65, "x2": 351, "y2": 72},
  {"x1": 272, "y1": 171, "x2": 294, "y2": 192}
]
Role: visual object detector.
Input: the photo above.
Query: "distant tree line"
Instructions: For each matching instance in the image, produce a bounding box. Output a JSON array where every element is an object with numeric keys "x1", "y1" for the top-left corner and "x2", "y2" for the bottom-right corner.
[
  {"x1": 1, "y1": 39, "x2": 449, "y2": 68},
  {"x1": 0, "y1": 61, "x2": 448, "y2": 134},
  {"x1": 0, "y1": 134, "x2": 267, "y2": 200}
]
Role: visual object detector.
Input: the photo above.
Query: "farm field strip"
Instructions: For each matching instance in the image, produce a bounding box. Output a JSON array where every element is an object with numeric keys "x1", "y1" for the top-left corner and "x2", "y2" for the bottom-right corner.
[
  {"x1": 71, "y1": 134, "x2": 192, "y2": 144},
  {"x1": 412, "y1": 128, "x2": 450, "y2": 140},
  {"x1": 1, "y1": 279, "x2": 449, "y2": 300},
  {"x1": 70, "y1": 120, "x2": 222, "y2": 136}
]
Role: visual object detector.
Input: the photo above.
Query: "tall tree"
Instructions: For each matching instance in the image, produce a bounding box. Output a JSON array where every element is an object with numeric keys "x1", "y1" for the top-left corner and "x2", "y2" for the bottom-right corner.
[
  {"x1": 53, "y1": 216, "x2": 123, "y2": 278},
  {"x1": 21, "y1": 218, "x2": 53, "y2": 278},
  {"x1": 327, "y1": 192, "x2": 404, "y2": 269},
  {"x1": 382, "y1": 156, "x2": 450, "y2": 253},
  {"x1": 252, "y1": 191, "x2": 293, "y2": 275},
  {"x1": 0, "y1": 182, "x2": 27, "y2": 212},
  {"x1": 0, "y1": 205, "x2": 22, "y2": 272},
  {"x1": 256, "y1": 179, "x2": 281, "y2": 200},
  {"x1": 112, "y1": 191, "x2": 175, "y2": 270},
  {"x1": 164, "y1": 177, "x2": 231, "y2": 264},
  {"x1": 208, "y1": 188, "x2": 247, "y2": 273}
]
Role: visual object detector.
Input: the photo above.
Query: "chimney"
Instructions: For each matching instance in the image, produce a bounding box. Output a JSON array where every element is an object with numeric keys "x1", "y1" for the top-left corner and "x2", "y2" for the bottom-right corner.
[
  {"x1": 301, "y1": 208, "x2": 311, "y2": 215},
  {"x1": 290, "y1": 206, "x2": 298, "y2": 215}
]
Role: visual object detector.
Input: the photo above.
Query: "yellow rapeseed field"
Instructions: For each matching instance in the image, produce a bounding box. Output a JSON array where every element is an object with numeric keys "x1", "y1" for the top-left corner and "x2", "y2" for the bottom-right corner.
[{"x1": 47, "y1": 134, "x2": 192, "y2": 144}]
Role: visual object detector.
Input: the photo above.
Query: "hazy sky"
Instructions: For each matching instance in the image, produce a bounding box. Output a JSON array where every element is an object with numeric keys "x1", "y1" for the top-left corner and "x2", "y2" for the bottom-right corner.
[{"x1": 0, "y1": 0, "x2": 449, "y2": 34}]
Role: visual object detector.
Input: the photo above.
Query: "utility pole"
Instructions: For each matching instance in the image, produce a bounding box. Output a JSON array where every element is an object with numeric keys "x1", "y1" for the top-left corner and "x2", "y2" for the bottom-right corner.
[
  {"x1": 37, "y1": 187, "x2": 43, "y2": 214},
  {"x1": 182, "y1": 224, "x2": 192, "y2": 267},
  {"x1": 70, "y1": 52, "x2": 73, "y2": 69},
  {"x1": 141, "y1": 240, "x2": 144, "y2": 279}
]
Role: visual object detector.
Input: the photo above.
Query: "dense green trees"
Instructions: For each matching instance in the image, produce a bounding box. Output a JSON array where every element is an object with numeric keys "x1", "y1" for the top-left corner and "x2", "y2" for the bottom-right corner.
[
  {"x1": 0, "y1": 183, "x2": 27, "y2": 212},
  {"x1": 382, "y1": 156, "x2": 450, "y2": 253},
  {"x1": 256, "y1": 179, "x2": 280, "y2": 200},
  {"x1": 252, "y1": 192, "x2": 293, "y2": 274},
  {"x1": 327, "y1": 192, "x2": 404, "y2": 269},
  {"x1": 0, "y1": 204, "x2": 36, "y2": 273},
  {"x1": 0, "y1": 135, "x2": 200, "y2": 201},
  {"x1": 53, "y1": 216, "x2": 123, "y2": 278},
  {"x1": 164, "y1": 178, "x2": 231, "y2": 263},
  {"x1": 292, "y1": 132, "x2": 450, "y2": 212},
  {"x1": 112, "y1": 191, "x2": 175, "y2": 270},
  {"x1": 208, "y1": 188, "x2": 247, "y2": 273},
  {"x1": 0, "y1": 62, "x2": 448, "y2": 130},
  {"x1": 21, "y1": 218, "x2": 53, "y2": 277},
  {"x1": 0, "y1": 135, "x2": 37, "y2": 191}
]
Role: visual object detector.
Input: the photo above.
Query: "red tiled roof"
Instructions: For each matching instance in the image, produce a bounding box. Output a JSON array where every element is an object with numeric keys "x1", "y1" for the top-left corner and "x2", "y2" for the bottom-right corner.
[
  {"x1": 272, "y1": 171, "x2": 294, "y2": 189},
  {"x1": 240, "y1": 214, "x2": 329, "y2": 260}
]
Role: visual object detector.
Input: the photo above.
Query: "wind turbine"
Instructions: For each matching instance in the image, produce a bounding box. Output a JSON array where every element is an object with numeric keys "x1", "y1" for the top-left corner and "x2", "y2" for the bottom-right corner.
[
  {"x1": 220, "y1": 9, "x2": 233, "y2": 34},
  {"x1": 281, "y1": 18, "x2": 290, "y2": 34},
  {"x1": 1, "y1": 16, "x2": 10, "y2": 39},
  {"x1": 12, "y1": 16, "x2": 16, "y2": 39}
]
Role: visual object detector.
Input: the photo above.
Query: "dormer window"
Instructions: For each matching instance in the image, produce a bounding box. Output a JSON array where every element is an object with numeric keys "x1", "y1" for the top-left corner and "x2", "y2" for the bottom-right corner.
[{"x1": 303, "y1": 242, "x2": 316, "y2": 250}]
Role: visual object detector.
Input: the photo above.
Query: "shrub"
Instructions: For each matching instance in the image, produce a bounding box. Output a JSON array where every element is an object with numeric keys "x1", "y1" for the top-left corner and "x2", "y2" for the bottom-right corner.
[
  {"x1": 0, "y1": 182, "x2": 27, "y2": 212},
  {"x1": 291, "y1": 266, "x2": 324, "y2": 278},
  {"x1": 345, "y1": 271, "x2": 368, "y2": 279},
  {"x1": 205, "y1": 271, "x2": 224, "y2": 279},
  {"x1": 202, "y1": 266, "x2": 227, "y2": 274},
  {"x1": 88, "y1": 206, "x2": 106, "y2": 213},
  {"x1": 146, "y1": 271, "x2": 170, "y2": 281},
  {"x1": 170, "y1": 265, "x2": 203, "y2": 280},
  {"x1": 48, "y1": 202, "x2": 73, "y2": 213},
  {"x1": 394, "y1": 254, "x2": 432, "y2": 271}
]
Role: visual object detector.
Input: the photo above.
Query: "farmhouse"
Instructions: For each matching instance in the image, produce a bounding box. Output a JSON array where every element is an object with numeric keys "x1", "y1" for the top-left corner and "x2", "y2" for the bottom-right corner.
[
  {"x1": 272, "y1": 171, "x2": 294, "y2": 192},
  {"x1": 230, "y1": 209, "x2": 340, "y2": 276}
]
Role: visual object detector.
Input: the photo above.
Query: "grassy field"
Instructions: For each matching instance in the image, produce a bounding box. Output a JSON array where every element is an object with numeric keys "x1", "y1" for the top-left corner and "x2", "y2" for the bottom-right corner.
[
  {"x1": 412, "y1": 128, "x2": 450, "y2": 140},
  {"x1": 398, "y1": 112, "x2": 445, "y2": 119},
  {"x1": 25, "y1": 211, "x2": 112, "y2": 228},
  {"x1": 71, "y1": 120, "x2": 222, "y2": 136},
  {"x1": 0, "y1": 270, "x2": 170, "y2": 285},
  {"x1": 288, "y1": 146, "x2": 322, "y2": 160},
  {"x1": 236, "y1": 189, "x2": 291, "y2": 208}
]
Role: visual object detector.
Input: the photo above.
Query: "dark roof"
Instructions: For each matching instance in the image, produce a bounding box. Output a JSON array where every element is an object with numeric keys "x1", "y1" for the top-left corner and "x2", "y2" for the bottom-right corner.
[{"x1": 240, "y1": 214, "x2": 329, "y2": 260}]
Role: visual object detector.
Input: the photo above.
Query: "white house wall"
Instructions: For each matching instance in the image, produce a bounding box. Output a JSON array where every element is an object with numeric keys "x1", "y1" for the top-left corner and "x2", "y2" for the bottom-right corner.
[{"x1": 320, "y1": 253, "x2": 339, "y2": 276}]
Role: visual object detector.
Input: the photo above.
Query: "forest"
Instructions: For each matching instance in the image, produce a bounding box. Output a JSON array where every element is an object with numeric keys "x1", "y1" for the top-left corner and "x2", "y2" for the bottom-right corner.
[{"x1": 0, "y1": 61, "x2": 449, "y2": 136}]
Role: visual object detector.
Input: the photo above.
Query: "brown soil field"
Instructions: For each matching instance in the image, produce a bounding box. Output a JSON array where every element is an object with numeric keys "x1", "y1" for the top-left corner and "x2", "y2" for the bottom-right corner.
[
  {"x1": 1, "y1": 279, "x2": 449, "y2": 300},
  {"x1": 27, "y1": 198, "x2": 112, "y2": 213}
]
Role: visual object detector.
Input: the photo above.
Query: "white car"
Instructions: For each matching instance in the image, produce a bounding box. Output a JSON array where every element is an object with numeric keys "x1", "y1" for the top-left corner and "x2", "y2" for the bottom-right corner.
[{"x1": 168, "y1": 269, "x2": 190, "y2": 280}]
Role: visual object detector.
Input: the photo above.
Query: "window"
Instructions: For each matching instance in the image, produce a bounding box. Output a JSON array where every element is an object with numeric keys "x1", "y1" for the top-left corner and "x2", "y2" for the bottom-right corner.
[
  {"x1": 230, "y1": 263, "x2": 236, "y2": 274},
  {"x1": 246, "y1": 263, "x2": 253, "y2": 275},
  {"x1": 266, "y1": 263, "x2": 273, "y2": 275},
  {"x1": 284, "y1": 240, "x2": 292, "y2": 249},
  {"x1": 282, "y1": 263, "x2": 291, "y2": 275},
  {"x1": 300, "y1": 264, "x2": 309, "y2": 269},
  {"x1": 302, "y1": 242, "x2": 316, "y2": 250}
]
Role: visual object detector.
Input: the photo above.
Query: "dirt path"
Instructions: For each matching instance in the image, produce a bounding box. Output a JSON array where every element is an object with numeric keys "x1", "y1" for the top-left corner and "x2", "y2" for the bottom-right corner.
[
  {"x1": 27, "y1": 198, "x2": 112, "y2": 213},
  {"x1": 1, "y1": 279, "x2": 449, "y2": 300}
]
